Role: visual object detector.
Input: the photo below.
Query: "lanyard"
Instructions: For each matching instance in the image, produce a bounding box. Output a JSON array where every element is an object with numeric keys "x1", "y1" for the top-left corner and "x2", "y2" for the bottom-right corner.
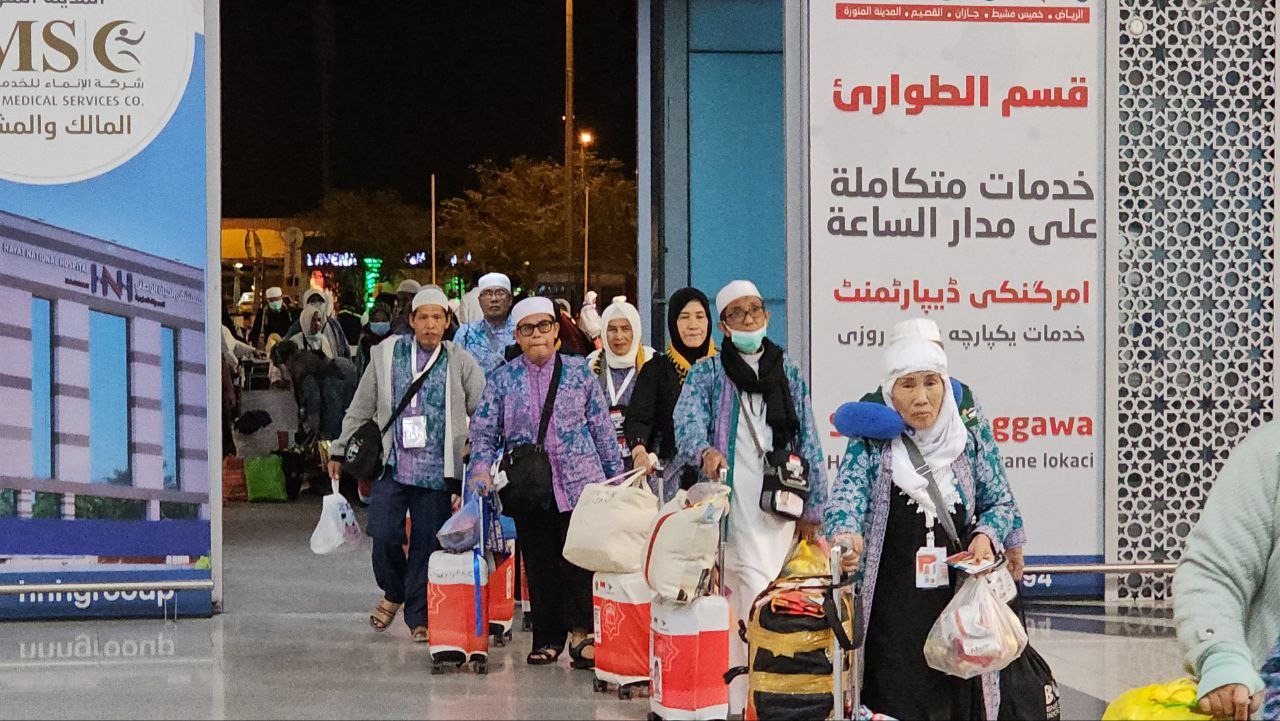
[
  {"x1": 409, "y1": 342, "x2": 443, "y2": 409},
  {"x1": 605, "y1": 366, "x2": 637, "y2": 407}
]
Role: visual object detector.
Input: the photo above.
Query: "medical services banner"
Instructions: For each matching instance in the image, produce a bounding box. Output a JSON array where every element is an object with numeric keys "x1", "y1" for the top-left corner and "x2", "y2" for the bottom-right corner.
[
  {"x1": 807, "y1": 0, "x2": 1105, "y2": 595},
  {"x1": 0, "y1": 0, "x2": 212, "y2": 618}
]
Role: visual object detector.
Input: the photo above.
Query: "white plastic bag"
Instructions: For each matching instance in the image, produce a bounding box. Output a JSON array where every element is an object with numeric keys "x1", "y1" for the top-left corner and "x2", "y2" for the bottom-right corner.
[
  {"x1": 310, "y1": 480, "x2": 363, "y2": 555},
  {"x1": 563, "y1": 468, "x2": 658, "y2": 573},
  {"x1": 924, "y1": 574, "x2": 1027, "y2": 678}
]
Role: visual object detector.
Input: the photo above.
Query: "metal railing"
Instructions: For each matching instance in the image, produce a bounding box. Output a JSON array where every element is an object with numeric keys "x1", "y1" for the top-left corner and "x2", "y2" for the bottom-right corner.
[
  {"x1": 1023, "y1": 563, "x2": 1177, "y2": 575},
  {"x1": 0, "y1": 580, "x2": 213, "y2": 596}
]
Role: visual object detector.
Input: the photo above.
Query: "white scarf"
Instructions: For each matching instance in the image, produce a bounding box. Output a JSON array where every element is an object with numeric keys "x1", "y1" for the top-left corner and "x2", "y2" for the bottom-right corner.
[
  {"x1": 881, "y1": 339, "x2": 966, "y2": 521},
  {"x1": 600, "y1": 296, "x2": 645, "y2": 369}
]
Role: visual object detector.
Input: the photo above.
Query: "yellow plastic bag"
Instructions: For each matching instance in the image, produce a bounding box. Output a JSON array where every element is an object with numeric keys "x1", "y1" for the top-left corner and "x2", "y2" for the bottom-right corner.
[
  {"x1": 779, "y1": 538, "x2": 831, "y2": 579},
  {"x1": 1102, "y1": 679, "x2": 1212, "y2": 720}
]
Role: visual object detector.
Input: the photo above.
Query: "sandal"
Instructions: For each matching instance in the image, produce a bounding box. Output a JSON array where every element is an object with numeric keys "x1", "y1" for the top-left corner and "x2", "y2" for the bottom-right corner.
[
  {"x1": 526, "y1": 646, "x2": 562, "y2": 665},
  {"x1": 411, "y1": 626, "x2": 429, "y2": 644},
  {"x1": 369, "y1": 598, "x2": 402, "y2": 632},
  {"x1": 568, "y1": 634, "x2": 595, "y2": 670}
]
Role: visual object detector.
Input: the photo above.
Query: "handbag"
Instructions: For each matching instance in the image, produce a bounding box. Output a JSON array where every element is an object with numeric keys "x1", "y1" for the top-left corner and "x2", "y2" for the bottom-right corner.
[
  {"x1": 497, "y1": 354, "x2": 562, "y2": 517},
  {"x1": 340, "y1": 346, "x2": 436, "y2": 481},
  {"x1": 740, "y1": 393, "x2": 811, "y2": 521},
  {"x1": 562, "y1": 467, "x2": 658, "y2": 573}
]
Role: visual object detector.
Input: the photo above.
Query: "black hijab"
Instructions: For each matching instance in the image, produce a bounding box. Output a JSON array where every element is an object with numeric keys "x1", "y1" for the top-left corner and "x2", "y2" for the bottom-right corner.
[
  {"x1": 667, "y1": 287, "x2": 713, "y2": 362},
  {"x1": 720, "y1": 337, "x2": 799, "y2": 467}
]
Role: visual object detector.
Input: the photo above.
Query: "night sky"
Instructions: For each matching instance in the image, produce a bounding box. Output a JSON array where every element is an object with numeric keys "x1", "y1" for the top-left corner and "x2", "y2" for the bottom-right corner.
[{"x1": 220, "y1": 1, "x2": 639, "y2": 218}]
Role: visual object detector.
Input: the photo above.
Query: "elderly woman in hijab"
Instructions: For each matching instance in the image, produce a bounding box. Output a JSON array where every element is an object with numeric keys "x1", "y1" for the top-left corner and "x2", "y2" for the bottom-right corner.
[
  {"x1": 286, "y1": 288, "x2": 353, "y2": 359},
  {"x1": 586, "y1": 296, "x2": 656, "y2": 462},
  {"x1": 624, "y1": 288, "x2": 716, "y2": 499},
  {"x1": 824, "y1": 337, "x2": 1017, "y2": 721}
]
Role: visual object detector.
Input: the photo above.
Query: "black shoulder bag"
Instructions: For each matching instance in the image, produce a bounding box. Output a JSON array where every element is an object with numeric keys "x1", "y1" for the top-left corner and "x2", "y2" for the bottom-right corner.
[
  {"x1": 740, "y1": 394, "x2": 811, "y2": 521},
  {"x1": 340, "y1": 353, "x2": 436, "y2": 482},
  {"x1": 498, "y1": 355, "x2": 563, "y2": 517}
]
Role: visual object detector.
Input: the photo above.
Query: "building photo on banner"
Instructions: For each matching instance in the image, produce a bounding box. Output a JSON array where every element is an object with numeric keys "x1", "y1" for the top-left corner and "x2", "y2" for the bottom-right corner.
[
  {"x1": 0, "y1": 0, "x2": 213, "y2": 619},
  {"x1": 807, "y1": 0, "x2": 1105, "y2": 597}
]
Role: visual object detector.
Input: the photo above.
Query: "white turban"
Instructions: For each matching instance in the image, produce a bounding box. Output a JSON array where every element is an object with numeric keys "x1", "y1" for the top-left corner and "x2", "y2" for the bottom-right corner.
[
  {"x1": 715, "y1": 280, "x2": 762, "y2": 317},
  {"x1": 265, "y1": 287, "x2": 283, "y2": 300},
  {"x1": 600, "y1": 296, "x2": 644, "y2": 369},
  {"x1": 411, "y1": 287, "x2": 450, "y2": 312},
  {"x1": 397, "y1": 279, "x2": 422, "y2": 295},
  {"x1": 478, "y1": 272, "x2": 512, "y2": 293},
  {"x1": 511, "y1": 297, "x2": 556, "y2": 327},
  {"x1": 881, "y1": 338, "x2": 966, "y2": 521},
  {"x1": 888, "y1": 317, "x2": 943, "y2": 346}
]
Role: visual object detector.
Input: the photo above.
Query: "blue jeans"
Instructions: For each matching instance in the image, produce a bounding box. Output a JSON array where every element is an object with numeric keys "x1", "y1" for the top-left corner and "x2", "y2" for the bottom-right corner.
[{"x1": 367, "y1": 469, "x2": 452, "y2": 629}]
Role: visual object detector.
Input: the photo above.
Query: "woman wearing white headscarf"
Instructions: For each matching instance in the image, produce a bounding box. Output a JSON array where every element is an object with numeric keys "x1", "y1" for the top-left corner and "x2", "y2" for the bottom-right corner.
[
  {"x1": 823, "y1": 338, "x2": 1018, "y2": 720},
  {"x1": 585, "y1": 296, "x2": 656, "y2": 463}
]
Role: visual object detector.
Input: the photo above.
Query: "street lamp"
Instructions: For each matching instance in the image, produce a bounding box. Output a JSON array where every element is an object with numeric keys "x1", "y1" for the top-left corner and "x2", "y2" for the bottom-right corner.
[{"x1": 578, "y1": 131, "x2": 594, "y2": 297}]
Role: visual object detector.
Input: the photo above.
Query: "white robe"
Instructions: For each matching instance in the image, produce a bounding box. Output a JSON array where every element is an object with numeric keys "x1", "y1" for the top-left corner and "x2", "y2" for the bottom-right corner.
[{"x1": 723, "y1": 352, "x2": 797, "y2": 714}]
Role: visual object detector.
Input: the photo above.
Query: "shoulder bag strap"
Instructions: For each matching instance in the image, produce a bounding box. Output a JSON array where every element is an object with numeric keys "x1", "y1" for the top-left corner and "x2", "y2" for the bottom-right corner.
[
  {"x1": 900, "y1": 433, "x2": 963, "y2": 551},
  {"x1": 535, "y1": 354, "x2": 563, "y2": 446},
  {"x1": 378, "y1": 348, "x2": 438, "y2": 436}
]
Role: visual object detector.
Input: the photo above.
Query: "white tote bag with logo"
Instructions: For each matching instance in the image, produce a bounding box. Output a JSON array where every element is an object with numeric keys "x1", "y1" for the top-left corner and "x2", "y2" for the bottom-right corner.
[{"x1": 562, "y1": 468, "x2": 659, "y2": 573}]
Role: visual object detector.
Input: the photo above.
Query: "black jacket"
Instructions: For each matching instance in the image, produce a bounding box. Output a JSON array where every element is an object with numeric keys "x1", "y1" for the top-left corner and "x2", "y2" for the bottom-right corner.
[{"x1": 623, "y1": 355, "x2": 682, "y2": 461}]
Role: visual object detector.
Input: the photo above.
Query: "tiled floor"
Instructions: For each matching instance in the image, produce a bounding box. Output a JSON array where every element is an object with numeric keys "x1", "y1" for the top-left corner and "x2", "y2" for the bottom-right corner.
[{"x1": 0, "y1": 496, "x2": 1188, "y2": 719}]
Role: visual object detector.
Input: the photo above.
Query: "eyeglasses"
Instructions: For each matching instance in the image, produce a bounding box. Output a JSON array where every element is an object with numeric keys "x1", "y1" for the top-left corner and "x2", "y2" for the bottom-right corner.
[
  {"x1": 722, "y1": 303, "x2": 766, "y2": 325},
  {"x1": 480, "y1": 289, "x2": 509, "y2": 300},
  {"x1": 516, "y1": 319, "x2": 555, "y2": 337}
]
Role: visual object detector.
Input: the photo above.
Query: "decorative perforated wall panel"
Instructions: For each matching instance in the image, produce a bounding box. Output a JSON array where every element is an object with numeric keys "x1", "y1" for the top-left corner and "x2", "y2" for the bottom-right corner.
[{"x1": 1115, "y1": 0, "x2": 1276, "y2": 599}]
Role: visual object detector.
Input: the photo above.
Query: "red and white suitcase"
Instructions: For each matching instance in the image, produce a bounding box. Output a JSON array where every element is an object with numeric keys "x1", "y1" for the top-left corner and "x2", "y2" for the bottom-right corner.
[
  {"x1": 591, "y1": 572, "x2": 652, "y2": 699},
  {"x1": 427, "y1": 549, "x2": 490, "y2": 674},
  {"x1": 488, "y1": 540, "x2": 516, "y2": 646},
  {"x1": 648, "y1": 595, "x2": 732, "y2": 720}
]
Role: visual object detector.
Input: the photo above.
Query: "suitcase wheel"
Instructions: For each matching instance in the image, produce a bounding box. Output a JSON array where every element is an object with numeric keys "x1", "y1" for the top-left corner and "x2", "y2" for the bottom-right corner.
[
  {"x1": 430, "y1": 661, "x2": 445, "y2": 675},
  {"x1": 592, "y1": 678, "x2": 608, "y2": 693},
  {"x1": 617, "y1": 685, "x2": 634, "y2": 701},
  {"x1": 474, "y1": 659, "x2": 488, "y2": 675},
  {"x1": 492, "y1": 633, "x2": 506, "y2": 648},
  {"x1": 646, "y1": 713, "x2": 662, "y2": 721}
]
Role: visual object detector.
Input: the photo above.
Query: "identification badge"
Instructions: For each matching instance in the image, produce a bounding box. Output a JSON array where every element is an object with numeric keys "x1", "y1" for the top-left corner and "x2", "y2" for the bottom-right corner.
[
  {"x1": 609, "y1": 408, "x2": 626, "y2": 435},
  {"x1": 985, "y1": 566, "x2": 1018, "y2": 603},
  {"x1": 401, "y1": 415, "x2": 428, "y2": 449},
  {"x1": 915, "y1": 546, "x2": 948, "y2": 589}
]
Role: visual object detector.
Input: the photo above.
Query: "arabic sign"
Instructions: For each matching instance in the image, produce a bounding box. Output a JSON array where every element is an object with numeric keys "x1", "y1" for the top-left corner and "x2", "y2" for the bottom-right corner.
[
  {"x1": 808, "y1": 0, "x2": 1105, "y2": 572},
  {"x1": 0, "y1": 0, "x2": 199, "y2": 184}
]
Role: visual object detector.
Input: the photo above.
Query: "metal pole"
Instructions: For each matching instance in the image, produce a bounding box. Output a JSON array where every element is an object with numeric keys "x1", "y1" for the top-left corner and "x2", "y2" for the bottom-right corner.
[
  {"x1": 584, "y1": 183, "x2": 590, "y2": 297},
  {"x1": 0, "y1": 580, "x2": 215, "y2": 596},
  {"x1": 431, "y1": 173, "x2": 438, "y2": 286},
  {"x1": 564, "y1": 0, "x2": 575, "y2": 269},
  {"x1": 1021, "y1": 563, "x2": 1177, "y2": 575}
]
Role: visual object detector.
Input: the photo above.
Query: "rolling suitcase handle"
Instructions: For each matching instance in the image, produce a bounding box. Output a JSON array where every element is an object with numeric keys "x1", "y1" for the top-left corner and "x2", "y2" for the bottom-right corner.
[{"x1": 829, "y1": 545, "x2": 861, "y2": 721}]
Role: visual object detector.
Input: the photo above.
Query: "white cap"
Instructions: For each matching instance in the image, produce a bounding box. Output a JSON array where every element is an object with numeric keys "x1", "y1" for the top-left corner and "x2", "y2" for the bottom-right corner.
[
  {"x1": 512, "y1": 297, "x2": 556, "y2": 326},
  {"x1": 888, "y1": 318, "x2": 943, "y2": 346},
  {"x1": 397, "y1": 279, "x2": 421, "y2": 295},
  {"x1": 715, "y1": 280, "x2": 762, "y2": 316},
  {"x1": 411, "y1": 287, "x2": 450, "y2": 312},
  {"x1": 265, "y1": 287, "x2": 283, "y2": 300},
  {"x1": 478, "y1": 272, "x2": 512, "y2": 293}
]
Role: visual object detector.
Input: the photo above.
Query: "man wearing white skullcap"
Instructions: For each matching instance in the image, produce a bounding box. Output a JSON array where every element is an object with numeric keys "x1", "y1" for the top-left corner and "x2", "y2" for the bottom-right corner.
[
  {"x1": 454, "y1": 272, "x2": 516, "y2": 377},
  {"x1": 389, "y1": 279, "x2": 423, "y2": 336},
  {"x1": 469, "y1": 295, "x2": 623, "y2": 669},
  {"x1": 851, "y1": 318, "x2": 1029, "y2": 575},
  {"x1": 249, "y1": 286, "x2": 295, "y2": 347},
  {"x1": 673, "y1": 279, "x2": 830, "y2": 715},
  {"x1": 329, "y1": 283, "x2": 486, "y2": 645}
]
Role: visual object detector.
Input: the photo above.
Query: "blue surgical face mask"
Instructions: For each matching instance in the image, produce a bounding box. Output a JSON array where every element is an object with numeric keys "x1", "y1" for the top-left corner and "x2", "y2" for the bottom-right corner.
[
  {"x1": 729, "y1": 325, "x2": 767, "y2": 354},
  {"x1": 369, "y1": 321, "x2": 390, "y2": 336},
  {"x1": 268, "y1": 301, "x2": 283, "y2": 312}
]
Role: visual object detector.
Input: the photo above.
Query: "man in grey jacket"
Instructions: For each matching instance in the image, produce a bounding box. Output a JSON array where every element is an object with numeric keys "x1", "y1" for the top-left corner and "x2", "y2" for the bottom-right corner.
[
  {"x1": 1174, "y1": 421, "x2": 1279, "y2": 720},
  {"x1": 329, "y1": 286, "x2": 485, "y2": 643}
]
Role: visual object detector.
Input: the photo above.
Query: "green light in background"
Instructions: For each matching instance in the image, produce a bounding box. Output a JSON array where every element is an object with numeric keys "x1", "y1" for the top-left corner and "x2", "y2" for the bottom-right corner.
[{"x1": 363, "y1": 257, "x2": 383, "y2": 312}]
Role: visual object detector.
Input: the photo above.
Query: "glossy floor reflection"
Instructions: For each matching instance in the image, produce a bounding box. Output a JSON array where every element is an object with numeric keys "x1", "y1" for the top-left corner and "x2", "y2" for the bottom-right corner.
[{"x1": 0, "y1": 498, "x2": 1186, "y2": 719}]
